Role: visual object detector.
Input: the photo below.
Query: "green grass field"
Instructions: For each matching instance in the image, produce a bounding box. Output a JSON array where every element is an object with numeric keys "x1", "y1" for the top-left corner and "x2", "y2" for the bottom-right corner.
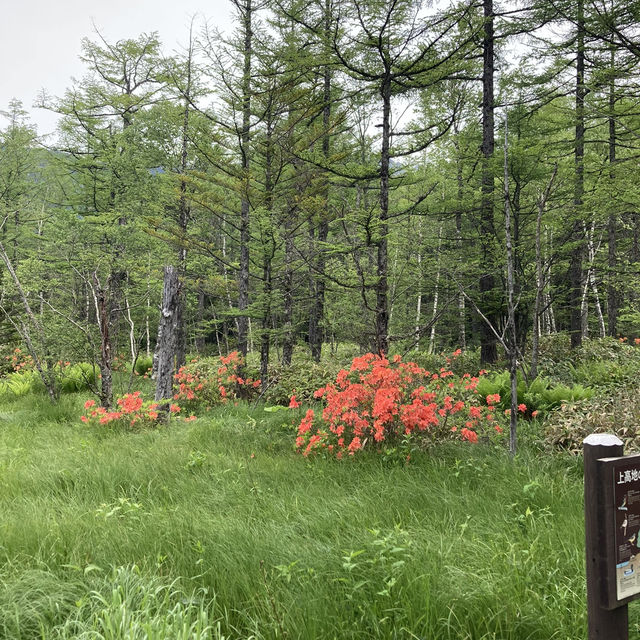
[{"x1": 0, "y1": 392, "x2": 623, "y2": 639}]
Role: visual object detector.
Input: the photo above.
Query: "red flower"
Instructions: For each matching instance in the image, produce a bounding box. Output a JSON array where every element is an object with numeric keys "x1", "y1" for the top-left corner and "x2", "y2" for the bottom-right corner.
[
  {"x1": 289, "y1": 395, "x2": 301, "y2": 409},
  {"x1": 461, "y1": 428, "x2": 478, "y2": 443}
]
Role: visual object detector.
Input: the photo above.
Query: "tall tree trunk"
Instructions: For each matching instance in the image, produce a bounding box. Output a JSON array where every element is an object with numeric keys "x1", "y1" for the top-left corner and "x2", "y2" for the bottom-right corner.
[
  {"x1": 504, "y1": 116, "x2": 517, "y2": 456},
  {"x1": 308, "y1": 0, "x2": 331, "y2": 363},
  {"x1": 282, "y1": 217, "x2": 294, "y2": 366},
  {"x1": 532, "y1": 199, "x2": 543, "y2": 380},
  {"x1": 455, "y1": 140, "x2": 466, "y2": 351},
  {"x1": 154, "y1": 266, "x2": 181, "y2": 414},
  {"x1": 570, "y1": 0, "x2": 586, "y2": 349},
  {"x1": 237, "y1": 0, "x2": 253, "y2": 359},
  {"x1": 480, "y1": 0, "x2": 498, "y2": 364},
  {"x1": 585, "y1": 222, "x2": 606, "y2": 337},
  {"x1": 428, "y1": 227, "x2": 443, "y2": 354},
  {"x1": 260, "y1": 122, "x2": 275, "y2": 390},
  {"x1": 195, "y1": 289, "x2": 205, "y2": 353},
  {"x1": 375, "y1": 75, "x2": 391, "y2": 355},
  {"x1": 93, "y1": 274, "x2": 113, "y2": 409},
  {"x1": 413, "y1": 229, "x2": 423, "y2": 350},
  {"x1": 124, "y1": 295, "x2": 136, "y2": 362},
  {"x1": 175, "y1": 31, "x2": 194, "y2": 372},
  {"x1": 607, "y1": 46, "x2": 618, "y2": 337},
  {"x1": 531, "y1": 165, "x2": 557, "y2": 380}
]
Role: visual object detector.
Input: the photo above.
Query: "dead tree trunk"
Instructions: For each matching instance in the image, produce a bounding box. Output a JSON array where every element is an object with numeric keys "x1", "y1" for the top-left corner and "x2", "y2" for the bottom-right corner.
[{"x1": 154, "y1": 266, "x2": 181, "y2": 413}]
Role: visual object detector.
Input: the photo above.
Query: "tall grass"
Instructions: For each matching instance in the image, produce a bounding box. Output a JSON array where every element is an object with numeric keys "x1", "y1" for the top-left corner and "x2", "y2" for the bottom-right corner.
[{"x1": 0, "y1": 395, "x2": 621, "y2": 638}]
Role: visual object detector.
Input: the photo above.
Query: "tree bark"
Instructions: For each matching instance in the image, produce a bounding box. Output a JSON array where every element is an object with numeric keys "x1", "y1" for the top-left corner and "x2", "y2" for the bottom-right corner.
[
  {"x1": 607, "y1": 46, "x2": 618, "y2": 337},
  {"x1": 154, "y1": 266, "x2": 181, "y2": 412},
  {"x1": 93, "y1": 274, "x2": 113, "y2": 409},
  {"x1": 480, "y1": 0, "x2": 498, "y2": 364},
  {"x1": 375, "y1": 75, "x2": 392, "y2": 355},
  {"x1": 236, "y1": 0, "x2": 253, "y2": 359},
  {"x1": 531, "y1": 165, "x2": 557, "y2": 380},
  {"x1": 282, "y1": 216, "x2": 294, "y2": 366},
  {"x1": 455, "y1": 138, "x2": 466, "y2": 351},
  {"x1": 308, "y1": 0, "x2": 331, "y2": 363},
  {"x1": 570, "y1": 0, "x2": 586, "y2": 349},
  {"x1": 175, "y1": 30, "x2": 194, "y2": 372},
  {"x1": 260, "y1": 120, "x2": 275, "y2": 390},
  {"x1": 505, "y1": 126, "x2": 518, "y2": 457}
]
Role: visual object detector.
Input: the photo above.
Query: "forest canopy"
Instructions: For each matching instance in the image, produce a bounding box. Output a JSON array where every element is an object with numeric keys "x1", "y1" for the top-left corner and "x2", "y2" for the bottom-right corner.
[{"x1": 1, "y1": 0, "x2": 639, "y2": 405}]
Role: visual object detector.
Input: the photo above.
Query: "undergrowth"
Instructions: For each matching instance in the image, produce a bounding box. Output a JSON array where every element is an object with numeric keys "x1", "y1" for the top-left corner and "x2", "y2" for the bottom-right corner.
[{"x1": 0, "y1": 394, "x2": 605, "y2": 639}]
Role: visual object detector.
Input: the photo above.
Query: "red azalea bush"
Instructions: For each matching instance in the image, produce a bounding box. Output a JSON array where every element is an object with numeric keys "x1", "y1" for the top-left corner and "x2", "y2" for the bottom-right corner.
[
  {"x1": 173, "y1": 351, "x2": 261, "y2": 411},
  {"x1": 80, "y1": 391, "x2": 181, "y2": 429},
  {"x1": 295, "y1": 352, "x2": 505, "y2": 458}
]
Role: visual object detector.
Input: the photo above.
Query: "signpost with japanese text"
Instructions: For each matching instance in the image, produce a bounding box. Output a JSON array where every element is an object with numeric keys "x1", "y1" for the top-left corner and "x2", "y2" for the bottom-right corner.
[
  {"x1": 612, "y1": 456, "x2": 640, "y2": 601},
  {"x1": 583, "y1": 434, "x2": 628, "y2": 640}
]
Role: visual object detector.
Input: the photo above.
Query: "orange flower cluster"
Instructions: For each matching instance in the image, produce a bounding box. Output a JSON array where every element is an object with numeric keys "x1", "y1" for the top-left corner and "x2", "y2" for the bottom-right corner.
[
  {"x1": 80, "y1": 391, "x2": 176, "y2": 429},
  {"x1": 295, "y1": 352, "x2": 504, "y2": 458},
  {"x1": 5, "y1": 347, "x2": 34, "y2": 372},
  {"x1": 173, "y1": 352, "x2": 260, "y2": 410}
]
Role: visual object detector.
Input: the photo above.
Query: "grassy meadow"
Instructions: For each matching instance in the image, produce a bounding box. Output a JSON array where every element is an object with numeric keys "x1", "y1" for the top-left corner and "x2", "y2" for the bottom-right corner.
[{"x1": 0, "y1": 387, "x2": 616, "y2": 640}]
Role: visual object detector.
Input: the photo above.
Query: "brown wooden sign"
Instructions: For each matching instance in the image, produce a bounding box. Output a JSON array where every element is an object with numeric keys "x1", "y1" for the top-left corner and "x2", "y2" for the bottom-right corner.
[
  {"x1": 600, "y1": 453, "x2": 640, "y2": 609},
  {"x1": 583, "y1": 434, "x2": 628, "y2": 639}
]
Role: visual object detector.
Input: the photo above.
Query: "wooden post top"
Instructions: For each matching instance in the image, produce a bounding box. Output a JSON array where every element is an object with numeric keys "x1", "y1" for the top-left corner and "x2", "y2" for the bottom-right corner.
[{"x1": 584, "y1": 434, "x2": 624, "y2": 448}]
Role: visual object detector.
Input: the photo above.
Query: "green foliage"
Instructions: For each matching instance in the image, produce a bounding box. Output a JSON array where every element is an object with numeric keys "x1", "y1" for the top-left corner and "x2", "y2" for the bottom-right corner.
[
  {"x1": 544, "y1": 387, "x2": 640, "y2": 454},
  {"x1": 411, "y1": 348, "x2": 482, "y2": 377},
  {"x1": 537, "y1": 336, "x2": 640, "y2": 389},
  {"x1": 475, "y1": 371, "x2": 594, "y2": 416},
  {"x1": 567, "y1": 359, "x2": 636, "y2": 389},
  {"x1": 0, "y1": 370, "x2": 42, "y2": 398},
  {"x1": 262, "y1": 360, "x2": 343, "y2": 406},
  {"x1": 0, "y1": 362, "x2": 97, "y2": 398},
  {"x1": 134, "y1": 354, "x2": 153, "y2": 377},
  {"x1": 59, "y1": 362, "x2": 98, "y2": 394},
  {"x1": 618, "y1": 309, "x2": 640, "y2": 338}
]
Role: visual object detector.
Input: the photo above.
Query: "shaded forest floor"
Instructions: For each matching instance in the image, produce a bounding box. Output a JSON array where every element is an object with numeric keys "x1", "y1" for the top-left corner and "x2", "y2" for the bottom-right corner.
[{"x1": 0, "y1": 390, "x2": 631, "y2": 639}]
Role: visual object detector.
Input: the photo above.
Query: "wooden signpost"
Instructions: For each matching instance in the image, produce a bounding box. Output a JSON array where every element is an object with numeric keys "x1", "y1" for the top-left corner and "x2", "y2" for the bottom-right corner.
[{"x1": 583, "y1": 433, "x2": 640, "y2": 639}]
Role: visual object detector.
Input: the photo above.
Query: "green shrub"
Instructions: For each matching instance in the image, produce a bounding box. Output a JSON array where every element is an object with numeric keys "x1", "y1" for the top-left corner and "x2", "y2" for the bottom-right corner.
[
  {"x1": 411, "y1": 348, "x2": 482, "y2": 377},
  {"x1": 59, "y1": 362, "x2": 98, "y2": 394},
  {"x1": 544, "y1": 387, "x2": 640, "y2": 454},
  {"x1": 262, "y1": 360, "x2": 343, "y2": 406},
  {"x1": 567, "y1": 358, "x2": 640, "y2": 390},
  {"x1": 134, "y1": 354, "x2": 153, "y2": 377},
  {"x1": 537, "y1": 336, "x2": 640, "y2": 388}
]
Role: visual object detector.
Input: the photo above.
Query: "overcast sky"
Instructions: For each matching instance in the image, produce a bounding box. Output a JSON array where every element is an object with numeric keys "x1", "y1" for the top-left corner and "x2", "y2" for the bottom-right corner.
[{"x1": 0, "y1": 0, "x2": 234, "y2": 136}]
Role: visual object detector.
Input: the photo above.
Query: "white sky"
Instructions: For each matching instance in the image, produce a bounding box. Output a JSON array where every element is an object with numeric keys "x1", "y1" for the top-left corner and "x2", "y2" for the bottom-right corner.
[{"x1": 0, "y1": 0, "x2": 234, "y2": 137}]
